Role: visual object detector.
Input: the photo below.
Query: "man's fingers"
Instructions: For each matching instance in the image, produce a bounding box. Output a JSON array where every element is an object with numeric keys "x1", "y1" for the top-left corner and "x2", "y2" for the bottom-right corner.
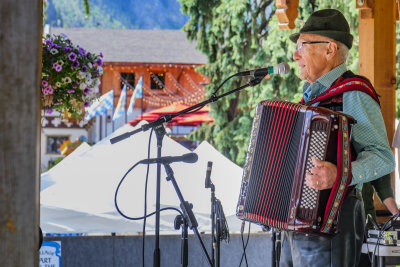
[{"x1": 312, "y1": 156, "x2": 324, "y2": 167}]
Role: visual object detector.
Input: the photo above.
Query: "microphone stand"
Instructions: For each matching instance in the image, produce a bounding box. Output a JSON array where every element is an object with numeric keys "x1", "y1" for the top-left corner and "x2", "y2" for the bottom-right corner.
[
  {"x1": 110, "y1": 76, "x2": 263, "y2": 267},
  {"x1": 210, "y1": 181, "x2": 217, "y2": 266},
  {"x1": 153, "y1": 123, "x2": 166, "y2": 267},
  {"x1": 270, "y1": 227, "x2": 281, "y2": 267},
  {"x1": 163, "y1": 163, "x2": 213, "y2": 267},
  {"x1": 174, "y1": 215, "x2": 188, "y2": 267}
]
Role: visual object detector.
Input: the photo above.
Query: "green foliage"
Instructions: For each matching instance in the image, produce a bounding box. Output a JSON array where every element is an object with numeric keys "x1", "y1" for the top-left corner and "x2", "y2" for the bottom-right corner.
[
  {"x1": 180, "y1": 0, "x2": 360, "y2": 165},
  {"x1": 47, "y1": 157, "x2": 64, "y2": 171}
]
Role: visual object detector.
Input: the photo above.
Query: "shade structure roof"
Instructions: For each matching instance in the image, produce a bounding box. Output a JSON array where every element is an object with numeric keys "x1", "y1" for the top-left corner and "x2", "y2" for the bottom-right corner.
[
  {"x1": 129, "y1": 103, "x2": 212, "y2": 126},
  {"x1": 170, "y1": 113, "x2": 214, "y2": 126}
]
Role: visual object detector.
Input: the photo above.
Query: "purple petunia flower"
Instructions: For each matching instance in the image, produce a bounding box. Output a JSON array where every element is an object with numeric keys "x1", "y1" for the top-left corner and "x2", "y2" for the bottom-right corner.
[
  {"x1": 71, "y1": 61, "x2": 80, "y2": 69},
  {"x1": 45, "y1": 109, "x2": 53, "y2": 114},
  {"x1": 41, "y1": 80, "x2": 48, "y2": 87},
  {"x1": 64, "y1": 46, "x2": 72, "y2": 52},
  {"x1": 67, "y1": 89, "x2": 75, "y2": 93},
  {"x1": 83, "y1": 101, "x2": 90, "y2": 107},
  {"x1": 99, "y1": 52, "x2": 103, "y2": 58},
  {"x1": 55, "y1": 65, "x2": 62, "y2": 72},
  {"x1": 72, "y1": 84, "x2": 77, "y2": 89},
  {"x1": 96, "y1": 58, "x2": 103, "y2": 66},
  {"x1": 78, "y1": 47, "x2": 86, "y2": 56},
  {"x1": 68, "y1": 52, "x2": 77, "y2": 62},
  {"x1": 83, "y1": 88, "x2": 90, "y2": 95},
  {"x1": 42, "y1": 86, "x2": 54, "y2": 96},
  {"x1": 45, "y1": 40, "x2": 54, "y2": 48},
  {"x1": 55, "y1": 101, "x2": 62, "y2": 105},
  {"x1": 81, "y1": 65, "x2": 88, "y2": 72}
]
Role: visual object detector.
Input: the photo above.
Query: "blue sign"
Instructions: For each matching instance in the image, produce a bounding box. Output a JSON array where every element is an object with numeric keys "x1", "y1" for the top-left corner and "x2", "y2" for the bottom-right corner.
[{"x1": 39, "y1": 241, "x2": 61, "y2": 267}]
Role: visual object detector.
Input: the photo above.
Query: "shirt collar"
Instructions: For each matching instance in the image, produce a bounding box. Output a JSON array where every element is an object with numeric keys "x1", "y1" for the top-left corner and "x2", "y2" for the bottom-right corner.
[{"x1": 303, "y1": 63, "x2": 347, "y2": 102}]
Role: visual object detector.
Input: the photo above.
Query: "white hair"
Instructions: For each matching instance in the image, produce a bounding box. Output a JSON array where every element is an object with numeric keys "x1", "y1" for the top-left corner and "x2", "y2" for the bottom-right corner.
[{"x1": 336, "y1": 41, "x2": 349, "y2": 63}]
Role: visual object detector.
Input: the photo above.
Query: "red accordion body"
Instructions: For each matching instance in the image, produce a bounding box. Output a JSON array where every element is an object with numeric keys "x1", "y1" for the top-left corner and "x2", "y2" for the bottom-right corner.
[{"x1": 236, "y1": 100, "x2": 355, "y2": 235}]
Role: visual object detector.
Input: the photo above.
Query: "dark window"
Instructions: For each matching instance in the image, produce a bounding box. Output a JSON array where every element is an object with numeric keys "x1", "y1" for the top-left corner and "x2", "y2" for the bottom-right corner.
[
  {"x1": 150, "y1": 73, "x2": 165, "y2": 90},
  {"x1": 121, "y1": 73, "x2": 135, "y2": 89}
]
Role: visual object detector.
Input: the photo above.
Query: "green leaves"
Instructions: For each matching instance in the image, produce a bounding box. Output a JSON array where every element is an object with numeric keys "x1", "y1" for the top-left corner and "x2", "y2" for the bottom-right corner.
[{"x1": 181, "y1": 0, "x2": 360, "y2": 165}]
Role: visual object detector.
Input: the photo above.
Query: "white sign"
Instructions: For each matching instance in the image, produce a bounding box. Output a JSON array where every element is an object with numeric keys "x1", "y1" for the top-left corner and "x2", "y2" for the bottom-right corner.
[{"x1": 39, "y1": 241, "x2": 61, "y2": 267}]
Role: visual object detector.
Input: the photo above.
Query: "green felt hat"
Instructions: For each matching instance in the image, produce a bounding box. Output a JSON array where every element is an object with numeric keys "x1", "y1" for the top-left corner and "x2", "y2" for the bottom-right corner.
[{"x1": 290, "y1": 9, "x2": 353, "y2": 49}]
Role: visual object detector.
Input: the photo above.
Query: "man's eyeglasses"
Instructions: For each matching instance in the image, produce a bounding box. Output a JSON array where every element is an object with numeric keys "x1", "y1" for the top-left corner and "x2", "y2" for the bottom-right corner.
[{"x1": 295, "y1": 41, "x2": 330, "y2": 52}]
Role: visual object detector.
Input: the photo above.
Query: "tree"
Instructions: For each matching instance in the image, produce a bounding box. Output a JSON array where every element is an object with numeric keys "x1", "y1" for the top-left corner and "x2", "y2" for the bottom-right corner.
[{"x1": 180, "y1": 0, "x2": 359, "y2": 165}]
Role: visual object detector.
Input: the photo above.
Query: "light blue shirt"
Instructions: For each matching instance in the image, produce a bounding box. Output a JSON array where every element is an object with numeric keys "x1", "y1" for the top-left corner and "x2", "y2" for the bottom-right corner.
[{"x1": 303, "y1": 64, "x2": 395, "y2": 189}]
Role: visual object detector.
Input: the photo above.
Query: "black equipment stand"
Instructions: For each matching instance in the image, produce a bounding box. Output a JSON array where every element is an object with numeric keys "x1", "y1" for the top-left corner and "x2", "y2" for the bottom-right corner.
[
  {"x1": 174, "y1": 215, "x2": 188, "y2": 267},
  {"x1": 205, "y1": 161, "x2": 221, "y2": 267},
  {"x1": 163, "y1": 163, "x2": 213, "y2": 267},
  {"x1": 271, "y1": 228, "x2": 281, "y2": 267},
  {"x1": 110, "y1": 77, "x2": 263, "y2": 267},
  {"x1": 153, "y1": 124, "x2": 166, "y2": 267}
]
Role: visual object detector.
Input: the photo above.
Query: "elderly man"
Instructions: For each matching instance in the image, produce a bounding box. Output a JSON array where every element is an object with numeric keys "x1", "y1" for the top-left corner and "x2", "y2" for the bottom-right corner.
[{"x1": 279, "y1": 9, "x2": 395, "y2": 267}]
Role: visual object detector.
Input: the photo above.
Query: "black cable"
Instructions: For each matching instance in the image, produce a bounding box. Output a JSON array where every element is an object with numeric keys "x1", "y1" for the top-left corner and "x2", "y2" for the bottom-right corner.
[
  {"x1": 113, "y1": 160, "x2": 183, "y2": 221},
  {"x1": 239, "y1": 221, "x2": 251, "y2": 267},
  {"x1": 211, "y1": 73, "x2": 237, "y2": 96},
  {"x1": 371, "y1": 210, "x2": 400, "y2": 264},
  {"x1": 113, "y1": 129, "x2": 183, "y2": 267},
  {"x1": 363, "y1": 216, "x2": 374, "y2": 265}
]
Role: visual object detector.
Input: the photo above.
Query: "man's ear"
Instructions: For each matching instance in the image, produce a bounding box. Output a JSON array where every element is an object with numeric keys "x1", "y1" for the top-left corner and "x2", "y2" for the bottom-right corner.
[{"x1": 326, "y1": 42, "x2": 338, "y2": 60}]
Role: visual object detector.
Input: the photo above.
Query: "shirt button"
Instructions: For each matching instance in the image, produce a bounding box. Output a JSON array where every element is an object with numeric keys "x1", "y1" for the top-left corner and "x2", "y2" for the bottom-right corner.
[{"x1": 359, "y1": 175, "x2": 362, "y2": 179}]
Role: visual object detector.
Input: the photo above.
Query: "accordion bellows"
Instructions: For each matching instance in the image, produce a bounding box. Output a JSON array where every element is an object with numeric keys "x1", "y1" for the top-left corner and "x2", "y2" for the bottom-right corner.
[{"x1": 236, "y1": 100, "x2": 355, "y2": 235}]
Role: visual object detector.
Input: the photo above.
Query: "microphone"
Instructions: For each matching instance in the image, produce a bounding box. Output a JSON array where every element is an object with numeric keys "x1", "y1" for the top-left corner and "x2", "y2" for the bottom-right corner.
[
  {"x1": 138, "y1": 153, "x2": 198, "y2": 164},
  {"x1": 205, "y1": 161, "x2": 213, "y2": 188},
  {"x1": 235, "y1": 62, "x2": 290, "y2": 78}
]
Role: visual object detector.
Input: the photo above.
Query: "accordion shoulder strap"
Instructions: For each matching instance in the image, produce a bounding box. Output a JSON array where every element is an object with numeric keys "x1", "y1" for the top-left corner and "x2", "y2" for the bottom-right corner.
[{"x1": 300, "y1": 77, "x2": 380, "y2": 107}]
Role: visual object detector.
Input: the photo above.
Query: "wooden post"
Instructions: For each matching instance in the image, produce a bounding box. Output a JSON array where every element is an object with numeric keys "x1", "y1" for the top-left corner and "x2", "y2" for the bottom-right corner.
[
  {"x1": 0, "y1": 0, "x2": 42, "y2": 265},
  {"x1": 357, "y1": 0, "x2": 397, "y2": 212}
]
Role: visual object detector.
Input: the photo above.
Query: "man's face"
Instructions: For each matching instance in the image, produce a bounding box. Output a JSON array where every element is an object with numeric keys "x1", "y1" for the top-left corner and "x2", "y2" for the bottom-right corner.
[{"x1": 293, "y1": 34, "x2": 332, "y2": 84}]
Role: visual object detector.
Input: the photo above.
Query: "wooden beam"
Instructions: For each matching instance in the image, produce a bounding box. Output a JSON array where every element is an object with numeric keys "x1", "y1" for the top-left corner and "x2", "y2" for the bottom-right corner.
[
  {"x1": 357, "y1": 0, "x2": 397, "y2": 215},
  {"x1": 0, "y1": 0, "x2": 42, "y2": 265},
  {"x1": 275, "y1": 0, "x2": 299, "y2": 29}
]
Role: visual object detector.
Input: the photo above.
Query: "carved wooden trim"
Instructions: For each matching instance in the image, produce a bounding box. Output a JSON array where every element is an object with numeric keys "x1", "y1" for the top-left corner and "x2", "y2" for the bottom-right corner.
[
  {"x1": 275, "y1": 0, "x2": 299, "y2": 29},
  {"x1": 356, "y1": 0, "x2": 374, "y2": 19}
]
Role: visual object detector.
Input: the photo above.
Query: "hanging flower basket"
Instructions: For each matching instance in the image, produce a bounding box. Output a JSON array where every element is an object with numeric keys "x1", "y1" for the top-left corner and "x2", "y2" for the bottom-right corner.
[{"x1": 41, "y1": 34, "x2": 104, "y2": 120}]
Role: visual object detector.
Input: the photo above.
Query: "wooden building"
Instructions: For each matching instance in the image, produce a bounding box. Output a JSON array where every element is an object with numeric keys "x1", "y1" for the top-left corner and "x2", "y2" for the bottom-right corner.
[
  {"x1": 50, "y1": 28, "x2": 209, "y2": 113},
  {"x1": 40, "y1": 27, "x2": 209, "y2": 167}
]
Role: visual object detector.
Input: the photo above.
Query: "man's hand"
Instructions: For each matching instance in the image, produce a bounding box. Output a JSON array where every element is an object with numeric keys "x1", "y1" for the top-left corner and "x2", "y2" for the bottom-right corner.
[{"x1": 305, "y1": 157, "x2": 337, "y2": 190}]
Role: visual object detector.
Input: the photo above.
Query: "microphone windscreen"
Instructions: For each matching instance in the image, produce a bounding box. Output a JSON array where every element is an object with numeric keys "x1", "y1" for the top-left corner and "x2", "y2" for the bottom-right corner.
[
  {"x1": 182, "y1": 153, "x2": 198, "y2": 163},
  {"x1": 274, "y1": 62, "x2": 290, "y2": 74}
]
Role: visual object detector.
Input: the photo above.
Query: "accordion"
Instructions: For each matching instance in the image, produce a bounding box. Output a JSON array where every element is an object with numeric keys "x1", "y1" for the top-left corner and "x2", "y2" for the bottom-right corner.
[{"x1": 236, "y1": 100, "x2": 355, "y2": 235}]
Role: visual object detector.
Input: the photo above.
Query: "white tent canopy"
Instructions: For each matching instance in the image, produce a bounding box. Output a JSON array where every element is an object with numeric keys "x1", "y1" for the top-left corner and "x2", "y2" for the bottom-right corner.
[{"x1": 40, "y1": 122, "x2": 262, "y2": 234}]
